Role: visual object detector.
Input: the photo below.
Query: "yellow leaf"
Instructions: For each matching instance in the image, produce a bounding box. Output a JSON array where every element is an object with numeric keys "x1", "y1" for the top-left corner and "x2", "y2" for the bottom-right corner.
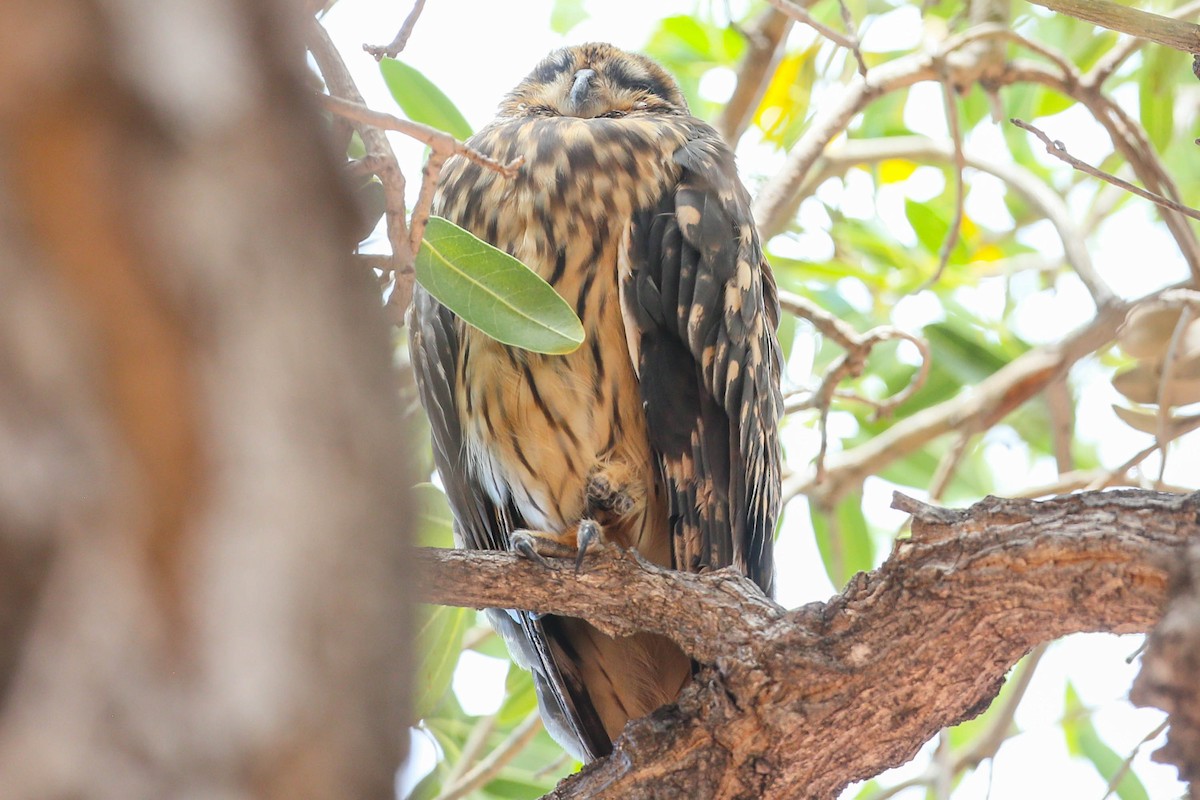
[
  {"x1": 972, "y1": 243, "x2": 1004, "y2": 262},
  {"x1": 753, "y1": 50, "x2": 814, "y2": 142},
  {"x1": 879, "y1": 159, "x2": 918, "y2": 183}
]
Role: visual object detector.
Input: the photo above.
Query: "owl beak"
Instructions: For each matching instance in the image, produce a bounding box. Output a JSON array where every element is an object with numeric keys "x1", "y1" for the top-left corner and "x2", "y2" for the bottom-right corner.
[{"x1": 568, "y1": 68, "x2": 597, "y2": 116}]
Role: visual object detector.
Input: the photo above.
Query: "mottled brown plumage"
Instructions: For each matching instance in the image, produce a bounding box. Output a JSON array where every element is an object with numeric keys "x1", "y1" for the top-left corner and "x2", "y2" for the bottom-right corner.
[{"x1": 408, "y1": 43, "x2": 782, "y2": 762}]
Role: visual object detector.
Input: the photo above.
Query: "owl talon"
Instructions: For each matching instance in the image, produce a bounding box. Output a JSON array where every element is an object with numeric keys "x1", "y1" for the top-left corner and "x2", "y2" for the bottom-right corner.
[
  {"x1": 510, "y1": 530, "x2": 556, "y2": 568},
  {"x1": 575, "y1": 519, "x2": 602, "y2": 573}
]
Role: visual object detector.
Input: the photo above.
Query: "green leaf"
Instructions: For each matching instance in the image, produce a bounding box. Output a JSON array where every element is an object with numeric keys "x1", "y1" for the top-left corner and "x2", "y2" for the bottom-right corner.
[
  {"x1": 497, "y1": 664, "x2": 539, "y2": 726},
  {"x1": 549, "y1": 0, "x2": 588, "y2": 35},
  {"x1": 412, "y1": 603, "x2": 471, "y2": 721},
  {"x1": 1063, "y1": 682, "x2": 1150, "y2": 800},
  {"x1": 809, "y1": 491, "x2": 874, "y2": 588},
  {"x1": 413, "y1": 482, "x2": 455, "y2": 548},
  {"x1": 1139, "y1": 46, "x2": 1175, "y2": 153},
  {"x1": 416, "y1": 217, "x2": 585, "y2": 355},
  {"x1": 380, "y1": 59, "x2": 473, "y2": 141}
]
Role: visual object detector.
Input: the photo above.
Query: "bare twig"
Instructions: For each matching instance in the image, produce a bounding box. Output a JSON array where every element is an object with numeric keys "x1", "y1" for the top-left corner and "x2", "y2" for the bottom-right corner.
[
  {"x1": 777, "y1": 289, "x2": 861, "y2": 349},
  {"x1": 766, "y1": 0, "x2": 867, "y2": 76},
  {"x1": 1011, "y1": 118, "x2": 1200, "y2": 224},
  {"x1": 1045, "y1": 377, "x2": 1075, "y2": 474},
  {"x1": 786, "y1": 323, "x2": 930, "y2": 481},
  {"x1": 442, "y1": 713, "x2": 498, "y2": 789},
  {"x1": 318, "y1": 94, "x2": 523, "y2": 265},
  {"x1": 1004, "y1": 62, "x2": 1200, "y2": 280},
  {"x1": 929, "y1": 433, "x2": 972, "y2": 501},
  {"x1": 1099, "y1": 719, "x2": 1170, "y2": 800},
  {"x1": 318, "y1": 95, "x2": 523, "y2": 180},
  {"x1": 920, "y1": 81, "x2": 966, "y2": 291},
  {"x1": 835, "y1": 0, "x2": 869, "y2": 77},
  {"x1": 1023, "y1": 0, "x2": 1200, "y2": 54},
  {"x1": 307, "y1": 18, "x2": 411, "y2": 310},
  {"x1": 434, "y1": 711, "x2": 543, "y2": 800},
  {"x1": 1154, "y1": 306, "x2": 1195, "y2": 484},
  {"x1": 363, "y1": 0, "x2": 426, "y2": 61}
]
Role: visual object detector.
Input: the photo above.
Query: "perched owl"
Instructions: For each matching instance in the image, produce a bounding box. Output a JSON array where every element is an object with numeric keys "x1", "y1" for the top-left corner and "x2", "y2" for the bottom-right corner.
[{"x1": 409, "y1": 43, "x2": 783, "y2": 762}]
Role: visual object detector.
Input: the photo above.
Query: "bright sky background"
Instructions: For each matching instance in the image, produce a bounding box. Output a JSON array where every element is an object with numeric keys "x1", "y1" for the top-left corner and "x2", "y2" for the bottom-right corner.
[{"x1": 321, "y1": 2, "x2": 1192, "y2": 797}]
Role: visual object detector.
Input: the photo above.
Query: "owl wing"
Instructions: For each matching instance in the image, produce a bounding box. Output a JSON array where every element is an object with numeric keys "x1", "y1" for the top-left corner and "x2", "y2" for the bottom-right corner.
[
  {"x1": 408, "y1": 287, "x2": 612, "y2": 762},
  {"x1": 621, "y1": 124, "x2": 783, "y2": 596}
]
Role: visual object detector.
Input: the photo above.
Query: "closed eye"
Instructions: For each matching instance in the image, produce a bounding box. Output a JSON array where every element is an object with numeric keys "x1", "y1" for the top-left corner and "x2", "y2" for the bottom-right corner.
[{"x1": 597, "y1": 109, "x2": 627, "y2": 119}]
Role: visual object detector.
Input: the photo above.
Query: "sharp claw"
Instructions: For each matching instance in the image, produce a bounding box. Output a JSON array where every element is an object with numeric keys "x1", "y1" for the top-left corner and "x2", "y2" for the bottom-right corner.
[
  {"x1": 575, "y1": 520, "x2": 600, "y2": 574},
  {"x1": 511, "y1": 532, "x2": 553, "y2": 568}
]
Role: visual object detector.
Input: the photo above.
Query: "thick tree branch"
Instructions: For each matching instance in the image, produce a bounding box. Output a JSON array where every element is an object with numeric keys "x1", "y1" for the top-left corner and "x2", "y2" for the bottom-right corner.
[
  {"x1": 1024, "y1": 0, "x2": 1200, "y2": 54},
  {"x1": 419, "y1": 490, "x2": 1198, "y2": 799}
]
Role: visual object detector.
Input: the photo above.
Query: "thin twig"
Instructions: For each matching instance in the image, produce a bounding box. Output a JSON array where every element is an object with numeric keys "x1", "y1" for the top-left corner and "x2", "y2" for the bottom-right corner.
[
  {"x1": 788, "y1": 324, "x2": 931, "y2": 481},
  {"x1": 777, "y1": 289, "x2": 861, "y2": 349},
  {"x1": 306, "y1": 18, "x2": 411, "y2": 307},
  {"x1": 835, "y1": 0, "x2": 870, "y2": 77},
  {"x1": 1099, "y1": 719, "x2": 1170, "y2": 800},
  {"x1": 434, "y1": 711, "x2": 543, "y2": 800},
  {"x1": 442, "y1": 713, "x2": 498, "y2": 788},
  {"x1": 920, "y1": 81, "x2": 966, "y2": 291},
  {"x1": 1154, "y1": 306, "x2": 1194, "y2": 484},
  {"x1": 318, "y1": 94, "x2": 523, "y2": 265},
  {"x1": 765, "y1": 0, "x2": 867, "y2": 76},
  {"x1": 363, "y1": 0, "x2": 427, "y2": 61},
  {"x1": 1004, "y1": 62, "x2": 1200, "y2": 280},
  {"x1": 929, "y1": 433, "x2": 971, "y2": 501},
  {"x1": 1011, "y1": 118, "x2": 1200, "y2": 223},
  {"x1": 319, "y1": 94, "x2": 523, "y2": 179}
]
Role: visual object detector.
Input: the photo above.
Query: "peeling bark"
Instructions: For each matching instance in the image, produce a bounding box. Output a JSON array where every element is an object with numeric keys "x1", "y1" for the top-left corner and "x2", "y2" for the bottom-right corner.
[{"x1": 420, "y1": 490, "x2": 1200, "y2": 798}]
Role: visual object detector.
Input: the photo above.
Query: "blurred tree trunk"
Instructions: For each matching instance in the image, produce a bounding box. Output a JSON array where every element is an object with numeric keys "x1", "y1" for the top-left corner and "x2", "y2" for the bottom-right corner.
[{"x1": 0, "y1": 1, "x2": 412, "y2": 798}]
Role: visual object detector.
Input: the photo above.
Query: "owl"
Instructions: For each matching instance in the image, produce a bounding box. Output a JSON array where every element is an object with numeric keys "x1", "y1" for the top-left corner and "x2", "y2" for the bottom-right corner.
[{"x1": 409, "y1": 43, "x2": 782, "y2": 761}]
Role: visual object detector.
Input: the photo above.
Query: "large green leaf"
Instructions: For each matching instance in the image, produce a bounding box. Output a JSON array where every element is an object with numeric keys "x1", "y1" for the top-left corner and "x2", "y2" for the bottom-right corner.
[
  {"x1": 412, "y1": 603, "x2": 471, "y2": 721},
  {"x1": 1139, "y1": 45, "x2": 1175, "y2": 153},
  {"x1": 380, "y1": 59, "x2": 473, "y2": 141},
  {"x1": 416, "y1": 217, "x2": 585, "y2": 355},
  {"x1": 810, "y1": 491, "x2": 875, "y2": 589}
]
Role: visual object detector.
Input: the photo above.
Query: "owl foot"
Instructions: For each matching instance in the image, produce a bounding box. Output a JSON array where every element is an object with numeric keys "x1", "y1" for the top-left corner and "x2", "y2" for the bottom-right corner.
[
  {"x1": 510, "y1": 519, "x2": 605, "y2": 574},
  {"x1": 586, "y1": 473, "x2": 635, "y2": 518}
]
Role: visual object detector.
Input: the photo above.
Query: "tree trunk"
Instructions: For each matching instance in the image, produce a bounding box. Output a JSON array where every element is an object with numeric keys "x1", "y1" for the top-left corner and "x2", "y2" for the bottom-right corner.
[{"x1": 0, "y1": 2, "x2": 412, "y2": 798}]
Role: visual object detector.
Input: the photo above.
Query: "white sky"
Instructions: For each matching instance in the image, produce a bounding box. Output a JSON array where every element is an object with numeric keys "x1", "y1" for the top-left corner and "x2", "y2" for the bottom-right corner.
[{"x1": 320, "y1": 2, "x2": 1193, "y2": 797}]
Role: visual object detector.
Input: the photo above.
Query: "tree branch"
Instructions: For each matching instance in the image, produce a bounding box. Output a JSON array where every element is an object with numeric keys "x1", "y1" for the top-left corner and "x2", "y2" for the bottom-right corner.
[
  {"x1": 1011, "y1": 118, "x2": 1200, "y2": 223},
  {"x1": 1024, "y1": 0, "x2": 1200, "y2": 54},
  {"x1": 715, "y1": 8, "x2": 793, "y2": 143},
  {"x1": 418, "y1": 490, "x2": 1199, "y2": 799},
  {"x1": 363, "y1": 0, "x2": 426, "y2": 61}
]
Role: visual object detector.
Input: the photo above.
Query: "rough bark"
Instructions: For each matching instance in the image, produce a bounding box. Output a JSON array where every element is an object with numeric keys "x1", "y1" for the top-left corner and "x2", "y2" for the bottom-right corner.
[
  {"x1": 419, "y1": 490, "x2": 1200, "y2": 799},
  {"x1": 1132, "y1": 538, "x2": 1200, "y2": 795},
  {"x1": 0, "y1": 1, "x2": 412, "y2": 798}
]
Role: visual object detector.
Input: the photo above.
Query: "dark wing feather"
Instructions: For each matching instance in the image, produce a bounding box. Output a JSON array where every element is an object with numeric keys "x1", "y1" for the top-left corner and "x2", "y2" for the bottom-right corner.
[
  {"x1": 407, "y1": 287, "x2": 611, "y2": 761},
  {"x1": 624, "y1": 123, "x2": 783, "y2": 595}
]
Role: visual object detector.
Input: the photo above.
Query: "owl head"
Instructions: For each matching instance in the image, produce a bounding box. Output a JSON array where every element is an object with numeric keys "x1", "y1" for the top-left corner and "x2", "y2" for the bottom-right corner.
[{"x1": 499, "y1": 42, "x2": 689, "y2": 120}]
